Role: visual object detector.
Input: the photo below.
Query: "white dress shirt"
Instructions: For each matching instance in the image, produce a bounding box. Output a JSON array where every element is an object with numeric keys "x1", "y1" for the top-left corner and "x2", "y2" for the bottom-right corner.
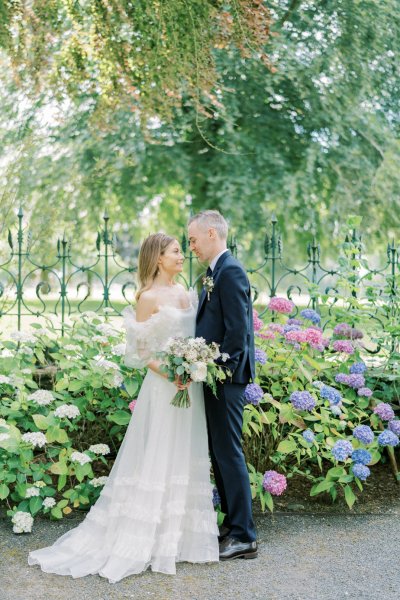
[{"x1": 209, "y1": 249, "x2": 229, "y2": 272}]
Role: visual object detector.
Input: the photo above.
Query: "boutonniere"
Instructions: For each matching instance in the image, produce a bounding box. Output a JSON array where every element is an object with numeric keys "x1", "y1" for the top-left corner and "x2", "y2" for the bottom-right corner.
[{"x1": 202, "y1": 275, "x2": 214, "y2": 301}]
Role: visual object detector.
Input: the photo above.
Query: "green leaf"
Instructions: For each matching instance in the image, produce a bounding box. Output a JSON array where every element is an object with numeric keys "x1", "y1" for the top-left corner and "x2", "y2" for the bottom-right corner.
[
  {"x1": 51, "y1": 506, "x2": 63, "y2": 519},
  {"x1": 0, "y1": 483, "x2": 10, "y2": 500},
  {"x1": 277, "y1": 438, "x2": 297, "y2": 454},
  {"x1": 50, "y1": 461, "x2": 68, "y2": 475},
  {"x1": 344, "y1": 484, "x2": 356, "y2": 509},
  {"x1": 32, "y1": 414, "x2": 50, "y2": 430},
  {"x1": 68, "y1": 380, "x2": 84, "y2": 392},
  {"x1": 264, "y1": 492, "x2": 274, "y2": 513},
  {"x1": 310, "y1": 480, "x2": 334, "y2": 496},
  {"x1": 108, "y1": 410, "x2": 131, "y2": 425},
  {"x1": 29, "y1": 496, "x2": 43, "y2": 516},
  {"x1": 57, "y1": 474, "x2": 67, "y2": 491},
  {"x1": 124, "y1": 378, "x2": 139, "y2": 397}
]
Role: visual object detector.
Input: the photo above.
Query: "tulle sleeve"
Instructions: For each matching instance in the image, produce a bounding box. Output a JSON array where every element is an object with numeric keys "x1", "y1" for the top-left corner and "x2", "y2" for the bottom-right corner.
[{"x1": 121, "y1": 305, "x2": 153, "y2": 369}]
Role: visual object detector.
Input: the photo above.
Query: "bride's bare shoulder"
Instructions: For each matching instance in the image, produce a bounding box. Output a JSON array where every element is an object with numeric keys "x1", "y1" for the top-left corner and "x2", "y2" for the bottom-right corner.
[{"x1": 136, "y1": 290, "x2": 159, "y2": 322}]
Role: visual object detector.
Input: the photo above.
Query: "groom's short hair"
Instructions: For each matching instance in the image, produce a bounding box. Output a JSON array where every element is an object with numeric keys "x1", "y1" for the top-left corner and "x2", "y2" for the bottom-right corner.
[{"x1": 188, "y1": 210, "x2": 228, "y2": 240}]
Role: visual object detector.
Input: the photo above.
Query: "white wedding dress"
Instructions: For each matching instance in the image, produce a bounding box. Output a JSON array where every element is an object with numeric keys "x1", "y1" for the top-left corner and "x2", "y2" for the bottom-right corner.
[{"x1": 28, "y1": 290, "x2": 219, "y2": 582}]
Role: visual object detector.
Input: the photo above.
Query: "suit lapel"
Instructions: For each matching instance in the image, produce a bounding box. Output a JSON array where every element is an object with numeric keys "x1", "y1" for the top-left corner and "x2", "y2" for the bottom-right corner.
[{"x1": 196, "y1": 251, "x2": 231, "y2": 320}]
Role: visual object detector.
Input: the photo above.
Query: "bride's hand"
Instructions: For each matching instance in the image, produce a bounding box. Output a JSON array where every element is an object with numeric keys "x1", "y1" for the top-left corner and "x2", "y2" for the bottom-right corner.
[{"x1": 174, "y1": 376, "x2": 191, "y2": 390}]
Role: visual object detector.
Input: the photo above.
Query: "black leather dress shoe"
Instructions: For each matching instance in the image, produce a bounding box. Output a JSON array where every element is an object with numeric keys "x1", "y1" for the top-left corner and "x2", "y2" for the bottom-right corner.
[
  {"x1": 218, "y1": 524, "x2": 231, "y2": 542},
  {"x1": 219, "y1": 536, "x2": 258, "y2": 560}
]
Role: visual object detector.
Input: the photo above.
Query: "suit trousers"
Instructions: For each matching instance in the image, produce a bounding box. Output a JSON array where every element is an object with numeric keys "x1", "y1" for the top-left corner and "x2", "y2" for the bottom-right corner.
[{"x1": 204, "y1": 381, "x2": 256, "y2": 543}]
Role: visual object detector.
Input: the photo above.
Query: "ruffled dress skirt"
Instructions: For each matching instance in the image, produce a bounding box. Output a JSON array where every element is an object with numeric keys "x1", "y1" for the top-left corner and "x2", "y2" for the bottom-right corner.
[{"x1": 28, "y1": 370, "x2": 219, "y2": 582}]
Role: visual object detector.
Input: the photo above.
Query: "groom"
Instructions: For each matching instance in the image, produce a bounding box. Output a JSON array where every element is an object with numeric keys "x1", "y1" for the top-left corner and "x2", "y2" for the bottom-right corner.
[{"x1": 188, "y1": 210, "x2": 257, "y2": 560}]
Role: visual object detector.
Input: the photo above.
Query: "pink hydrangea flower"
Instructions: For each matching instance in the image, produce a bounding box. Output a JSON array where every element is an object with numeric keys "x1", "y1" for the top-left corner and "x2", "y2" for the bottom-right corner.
[
  {"x1": 128, "y1": 400, "x2": 137, "y2": 413},
  {"x1": 332, "y1": 340, "x2": 354, "y2": 354},
  {"x1": 253, "y1": 309, "x2": 264, "y2": 331},
  {"x1": 256, "y1": 330, "x2": 276, "y2": 340},
  {"x1": 304, "y1": 328, "x2": 324, "y2": 347},
  {"x1": 267, "y1": 297, "x2": 295, "y2": 314},
  {"x1": 262, "y1": 470, "x2": 287, "y2": 496},
  {"x1": 285, "y1": 330, "x2": 307, "y2": 344},
  {"x1": 269, "y1": 323, "x2": 284, "y2": 333}
]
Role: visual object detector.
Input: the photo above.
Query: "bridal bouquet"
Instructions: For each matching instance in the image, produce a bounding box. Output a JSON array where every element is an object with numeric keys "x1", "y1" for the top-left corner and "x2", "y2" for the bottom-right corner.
[{"x1": 158, "y1": 337, "x2": 230, "y2": 408}]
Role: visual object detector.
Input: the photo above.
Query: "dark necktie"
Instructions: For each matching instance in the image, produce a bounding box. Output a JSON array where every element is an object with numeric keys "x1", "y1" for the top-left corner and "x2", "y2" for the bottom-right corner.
[{"x1": 206, "y1": 266, "x2": 212, "y2": 277}]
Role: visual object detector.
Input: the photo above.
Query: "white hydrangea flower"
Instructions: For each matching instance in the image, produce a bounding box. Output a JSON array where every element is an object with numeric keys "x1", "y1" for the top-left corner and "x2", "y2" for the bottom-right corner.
[
  {"x1": 19, "y1": 346, "x2": 34, "y2": 356},
  {"x1": 10, "y1": 331, "x2": 37, "y2": 344},
  {"x1": 0, "y1": 374, "x2": 11, "y2": 384},
  {"x1": 81, "y1": 311, "x2": 98, "y2": 319},
  {"x1": 74, "y1": 334, "x2": 89, "y2": 342},
  {"x1": 26, "y1": 486, "x2": 40, "y2": 498},
  {"x1": 113, "y1": 373, "x2": 124, "y2": 387},
  {"x1": 96, "y1": 323, "x2": 117, "y2": 336},
  {"x1": 111, "y1": 343, "x2": 126, "y2": 356},
  {"x1": 89, "y1": 476, "x2": 108, "y2": 487},
  {"x1": 12, "y1": 511, "x2": 34, "y2": 533},
  {"x1": 54, "y1": 404, "x2": 80, "y2": 419},
  {"x1": 1, "y1": 348, "x2": 13, "y2": 357},
  {"x1": 33, "y1": 481, "x2": 46, "y2": 488},
  {"x1": 43, "y1": 497, "x2": 56, "y2": 508},
  {"x1": 63, "y1": 345, "x2": 81, "y2": 352},
  {"x1": 21, "y1": 432, "x2": 47, "y2": 448},
  {"x1": 31, "y1": 327, "x2": 51, "y2": 337},
  {"x1": 94, "y1": 358, "x2": 120, "y2": 371},
  {"x1": 88, "y1": 444, "x2": 110, "y2": 455},
  {"x1": 190, "y1": 361, "x2": 208, "y2": 382},
  {"x1": 70, "y1": 451, "x2": 92, "y2": 465},
  {"x1": 92, "y1": 335, "x2": 108, "y2": 343},
  {"x1": 0, "y1": 433, "x2": 10, "y2": 442},
  {"x1": 27, "y1": 390, "x2": 55, "y2": 406}
]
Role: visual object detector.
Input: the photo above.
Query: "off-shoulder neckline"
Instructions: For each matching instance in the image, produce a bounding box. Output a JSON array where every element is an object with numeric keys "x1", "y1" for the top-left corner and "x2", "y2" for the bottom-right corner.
[{"x1": 122, "y1": 300, "x2": 195, "y2": 324}]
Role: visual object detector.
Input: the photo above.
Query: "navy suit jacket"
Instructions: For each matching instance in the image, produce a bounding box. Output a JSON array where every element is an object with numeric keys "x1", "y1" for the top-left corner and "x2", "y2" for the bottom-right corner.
[{"x1": 195, "y1": 251, "x2": 256, "y2": 384}]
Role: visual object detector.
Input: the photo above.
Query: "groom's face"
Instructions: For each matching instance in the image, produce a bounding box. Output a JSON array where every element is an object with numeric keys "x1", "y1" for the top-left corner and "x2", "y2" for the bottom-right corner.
[{"x1": 188, "y1": 222, "x2": 214, "y2": 263}]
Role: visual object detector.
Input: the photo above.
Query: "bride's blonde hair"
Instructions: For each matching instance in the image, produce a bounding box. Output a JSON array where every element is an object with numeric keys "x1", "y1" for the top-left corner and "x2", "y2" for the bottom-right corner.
[{"x1": 135, "y1": 233, "x2": 176, "y2": 301}]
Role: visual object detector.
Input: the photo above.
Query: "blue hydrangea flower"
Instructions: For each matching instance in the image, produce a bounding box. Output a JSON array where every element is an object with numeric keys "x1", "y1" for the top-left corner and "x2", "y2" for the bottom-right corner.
[
  {"x1": 312, "y1": 380, "x2": 324, "y2": 389},
  {"x1": 290, "y1": 391, "x2": 316, "y2": 411},
  {"x1": 349, "y1": 361, "x2": 367, "y2": 374},
  {"x1": 335, "y1": 373, "x2": 349, "y2": 384},
  {"x1": 283, "y1": 324, "x2": 301, "y2": 333},
  {"x1": 302, "y1": 429, "x2": 315, "y2": 443},
  {"x1": 351, "y1": 449, "x2": 372, "y2": 465},
  {"x1": 244, "y1": 383, "x2": 264, "y2": 405},
  {"x1": 254, "y1": 348, "x2": 267, "y2": 365},
  {"x1": 378, "y1": 430, "x2": 399, "y2": 447},
  {"x1": 330, "y1": 405, "x2": 342, "y2": 416},
  {"x1": 353, "y1": 425, "x2": 374, "y2": 445},
  {"x1": 212, "y1": 486, "x2": 221, "y2": 507},
  {"x1": 331, "y1": 440, "x2": 353, "y2": 461},
  {"x1": 320, "y1": 385, "x2": 342, "y2": 406},
  {"x1": 300, "y1": 309, "x2": 321, "y2": 325},
  {"x1": 351, "y1": 463, "x2": 371, "y2": 481},
  {"x1": 287, "y1": 318, "x2": 303, "y2": 326},
  {"x1": 389, "y1": 420, "x2": 400, "y2": 436}
]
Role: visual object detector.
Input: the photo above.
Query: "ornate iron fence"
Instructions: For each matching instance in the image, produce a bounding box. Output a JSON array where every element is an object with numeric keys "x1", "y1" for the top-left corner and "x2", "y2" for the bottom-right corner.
[{"x1": 0, "y1": 209, "x2": 399, "y2": 344}]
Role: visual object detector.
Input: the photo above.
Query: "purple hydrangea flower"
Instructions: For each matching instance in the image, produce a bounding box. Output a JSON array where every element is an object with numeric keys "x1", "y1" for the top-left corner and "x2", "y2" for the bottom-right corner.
[
  {"x1": 357, "y1": 387, "x2": 373, "y2": 397},
  {"x1": 346, "y1": 374, "x2": 366, "y2": 389},
  {"x1": 262, "y1": 470, "x2": 287, "y2": 496},
  {"x1": 333, "y1": 323, "x2": 352, "y2": 337},
  {"x1": 302, "y1": 429, "x2": 315, "y2": 443},
  {"x1": 378, "y1": 430, "x2": 399, "y2": 447},
  {"x1": 331, "y1": 440, "x2": 353, "y2": 461},
  {"x1": 353, "y1": 425, "x2": 374, "y2": 445},
  {"x1": 349, "y1": 328, "x2": 364, "y2": 340},
  {"x1": 351, "y1": 449, "x2": 372, "y2": 465},
  {"x1": 290, "y1": 391, "x2": 316, "y2": 411},
  {"x1": 300, "y1": 309, "x2": 321, "y2": 325},
  {"x1": 320, "y1": 385, "x2": 342, "y2": 406},
  {"x1": 332, "y1": 340, "x2": 355, "y2": 354},
  {"x1": 283, "y1": 324, "x2": 301, "y2": 333},
  {"x1": 349, "y1": 361, "x2": 367, "y2": 374},
  {"x1": 287, "y1": 318, "x2": 302, "y2": 326},
  {"x1": 373, "y1": 403, "x2": 395, "y2": 421},
  {"x1": 389, "y1": 420, "x2": 400, "y2": 436},
  {"x1": 335, "y1": 373, "x2": 350, "y2": 385},
  {"x1": 254, "y1": 348, "x2": 267, "y2": 365},
  {"x1": 212, "y1": 486, "x2": 221, "y2": 507},
  {"x1": 244, "y1": 383, "x2": 264, "y2": 405},
  {"x1": 351, "y1": 463, "x2": 371, "y2": 481}
]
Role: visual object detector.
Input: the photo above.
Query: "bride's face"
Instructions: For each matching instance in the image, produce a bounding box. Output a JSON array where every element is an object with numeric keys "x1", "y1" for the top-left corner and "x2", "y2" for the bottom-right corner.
[{"x1": 158, "y1": 240, "x2": 184, "y2": 275}]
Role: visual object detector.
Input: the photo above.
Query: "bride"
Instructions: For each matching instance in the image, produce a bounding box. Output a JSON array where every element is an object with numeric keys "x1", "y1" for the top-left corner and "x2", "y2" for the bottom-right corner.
[{"x1": 28, "y1": 233, "x2": 219, "y2": 582}]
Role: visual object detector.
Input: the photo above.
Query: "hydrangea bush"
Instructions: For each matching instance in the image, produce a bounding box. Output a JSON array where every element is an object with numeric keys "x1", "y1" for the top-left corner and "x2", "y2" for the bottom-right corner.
[
  {"x1": 243, "y1": 301, "x2": 399, "y2": 513},
  {"x1": 0, "y1": 312, "x2": 143, "y2": 531}
]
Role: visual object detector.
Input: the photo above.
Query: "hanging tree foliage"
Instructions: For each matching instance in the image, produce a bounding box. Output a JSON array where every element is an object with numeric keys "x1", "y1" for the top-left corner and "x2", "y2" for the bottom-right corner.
[{"x1": 0, "y1": 0, "x2": 271, "y2": 122}]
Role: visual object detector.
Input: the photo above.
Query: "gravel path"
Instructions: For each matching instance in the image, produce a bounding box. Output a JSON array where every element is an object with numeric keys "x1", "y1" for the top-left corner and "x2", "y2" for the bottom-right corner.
[{"x1": 1, "y1": 506, "x2": 399, "y2": 600}]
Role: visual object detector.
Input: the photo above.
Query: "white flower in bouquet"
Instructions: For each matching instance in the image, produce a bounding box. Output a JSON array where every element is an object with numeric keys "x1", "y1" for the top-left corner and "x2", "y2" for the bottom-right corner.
[
  {"x1": 21, "y1": 432, "x2": 47, "y2": 448},
  {"x1": 27, "y1": 390, "x2": 55, "y2": 406},
  {"x1": 54, "y1": 404, "x2": 80, "y2": 419},
  {"x1": 221, "y1": 353, "x2": 230, "y2": 363},
  {"x1": 0, "y1": 374, "x2": 11, "y2": 384},
  {"x1": 70, "y1": 451, "x2": 92, "y2": 465},
  {"x1": 89, "y1": 476, "x2": 108, "y2": 487},
  {"x1": 43, "y1": 497, "x2": 56, "y2": 509},
  {"x1": 25, "y1": 487, "x2": 40, "y2": 498},
  {"x1": 12, "y1": 511, "x2": 33, "y2": 533},
  {"x1": 88, "y1": 443, "x2": 110, "y2": 455},
  {"x1": 190, "y1": 361, "x2": 208, "y2": 382}
]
